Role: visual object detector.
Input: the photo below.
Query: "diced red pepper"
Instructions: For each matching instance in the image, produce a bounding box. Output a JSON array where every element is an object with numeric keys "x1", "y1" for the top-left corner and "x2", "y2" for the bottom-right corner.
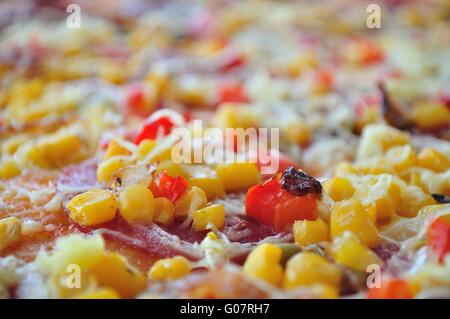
[
  {"x1": 217, "y1": 82, "x2": 249, "y2": 104},
  {"x1": 134, "y1": 116, "x2": 175, "y2": 145},
  {"x1": 367, "y1": 279, "x2": 413, "y2": 299},
  {"x1": 427, "y1": 215, "x2": 450, "y2": 263},
  {"x1": 125, "y1": 83, "x2": 151, "y2": 117},
  {"x1": 245, "y1": 174, "x2": 318, "y2": 231},
  {"x1": 150, "y1": 171, "x2": 189, "y2": 202}
]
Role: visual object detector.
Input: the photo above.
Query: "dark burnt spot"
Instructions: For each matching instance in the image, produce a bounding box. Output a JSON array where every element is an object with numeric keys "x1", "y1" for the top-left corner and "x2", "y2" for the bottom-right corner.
[
  {"x1": 280, "y1": 166, "x2": 322, "y2": 197},
  {"x1": 432, "y1": 193, "x2": 450, "y2": 204}
]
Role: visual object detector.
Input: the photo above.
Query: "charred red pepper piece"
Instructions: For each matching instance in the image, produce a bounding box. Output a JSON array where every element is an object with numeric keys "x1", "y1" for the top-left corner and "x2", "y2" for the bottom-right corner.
[
  {"x1": 428, "y1": 214, "x2": 450, "y2": 262},
  {"x1": 134, "y1": 116, "x2": 175, "y2": 145},
  {"x1": 245, "y1": 167, "x2": 319, "y2": 231},
  {"x1": 150, "y1": 171, "x2": 189, "y2": 202},
  {"x1": 367, "y1": 279, "x2": 413, "y2": 299}
]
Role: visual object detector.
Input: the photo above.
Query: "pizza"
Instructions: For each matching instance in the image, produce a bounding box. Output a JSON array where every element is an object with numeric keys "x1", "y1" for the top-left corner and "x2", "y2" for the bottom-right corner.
[{"x1": 0, "y1": 0, "x2": 449, "y2": 299}]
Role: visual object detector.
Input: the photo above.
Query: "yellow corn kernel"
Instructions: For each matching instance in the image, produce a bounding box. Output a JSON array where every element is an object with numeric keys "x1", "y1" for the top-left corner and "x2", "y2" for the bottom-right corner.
[
  {"x1": 243, "y1": 243, "x2": 283, "y2": 286},
  {"x1": 211, "y1": 103, "x2": 257, "y2": 129},
  {"x1": 384, "y1": 145, "x2": 418, "y2": 172},
  {"x1": 334, "y1": 162, "x2": 359, "y2": 176},
  {"x1": 332, "y1": 232, "x2": 381, "y2": 272},
  {"x1": 192, "y1": 204, "x2": 226, "y2": 231},
  {"x1": 330, "y1": 199, "x2": 379, "y2": 247},
  {"x1": 0, "y1": 217, "x2": 22, "y2": 251},
  {"x1": 185, "y1": 166, "x2": 225, "y2": 200},
  {"x1": 104, "y1": 140, "x2": 130, "y2": 160},
  {"x1": 38, "y1": 132, "x2": 84, "y2": 168},
  {"x1": 148, "y1": 256, "x2": 191, "y2": 281},
  {"x1": 156, "y1": 161, "x2": 188, "y2": 178},
  {"x1": 314, "y1": 284, "x2": 340, "y2": 299},
  {"x1": 323, "y1": 177, "x2": 355, "y2": 202},
  {"x1": 118, "y1": 184, "x2": 154, "y2": 223},
  {"x1": 293, "y1": 218, "x2": 329, "y2": 246},
  {"x1": 0, "y1": 158, "x2": 21, "y2": 179},
  {"x1": 396, "y1": 185, "x2": 436, "y2": 218},
  {"x1": 174, "y1": 186, "x2": 207, "y2": 217},
  {"x1": 357, "y1": 124, "x2": 410, "y2": 160},
  {"x1": 36, "y1": 234, "x2": 105, "y2": 275},
  {"x1": 91, "y1": 253, "x2": 146, "y2": 298},
  {"x1": 355, "y1": 175, "x2": 402, "y2": 224},
  {"x1": 283, "y1": 252, "x2": 342, "y2": 289},
  {"x1": 136, "y1": 139, "x2": 157, "y2": 160},
  {"x1": 216, "y1": 162, "x2": 261, "y2": 192},
  {"x1": 418, "y1": 147, "x2": 450, "y2": 173},
  {"x1": 153, "y1": 197, "x2": 175, "y2": 225},
  {"x1": 284, "y1": 120, "x2": 311, "y2": 145},
  {"x1": 76, "y1": 288, "x2": 120, "y2": 299},
  {"x1": 411, "y1": 103, "x2": 450, "y2": 130},
  {"x1": 67, "y1": 189, "x2": 117, "y2": 226},
  {"x1": 97, "y1": 156, "x2": 129, "y2": 184}
]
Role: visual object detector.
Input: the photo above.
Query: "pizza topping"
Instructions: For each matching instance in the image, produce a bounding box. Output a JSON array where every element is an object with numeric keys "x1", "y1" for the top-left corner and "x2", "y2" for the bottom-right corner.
[
  {"x1": 243, "y1": 243, "x2": 283, "y2": 286},
  {"x1": 148, "y1": 256, "x2": 191, "y2": 281},
  {"x1": 427, "y1": 214, "x2": 450, "y2": 263},
  {"x1": 0, "y1": 217, "x2": 22, "y2": 251},
  {"x1": 366, "y1": 278, "x2": 413, "y2": 299},
  {"x1": 280, "y1": 166, "x2": 322, "y2": 197},
  {"x1": 150, "y1": 171, "x2": 189, "y2": 203},
  {"x1": 118, "y1": 184, "x2": 155, "y2": 224},
  {"x1": 192, "y1": 204, "x2": 226, "y2": 231},
  {"x1": 245, "y1": 173, "x2": 318, "y2": 231},
  {"x1": 67, "y1": 189, "x2": 118, "y2": 227},
  {"x1": 431, "y1": 194, "x2": 450, "y2": 204}
]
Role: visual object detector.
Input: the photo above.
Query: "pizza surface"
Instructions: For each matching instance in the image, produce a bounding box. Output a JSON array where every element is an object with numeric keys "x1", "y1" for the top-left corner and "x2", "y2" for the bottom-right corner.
[{"x1": 0, "y1": 0, "x2": 450, "y2": 299}]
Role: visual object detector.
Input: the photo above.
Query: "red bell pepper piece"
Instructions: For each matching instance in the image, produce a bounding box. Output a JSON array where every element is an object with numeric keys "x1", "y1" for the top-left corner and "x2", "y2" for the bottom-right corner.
[
  {"x1": 217, "y1": 82, "x2": 249, "y2": 104},
  {"x1": 150, "y1": 171, "x2": 189, "y2": 202},
  {"x1": 124, "y1": 83, "x2": 152, "y2": 117},
  {"x1": 134, "y1": 116, "x2": 175, "y2": 145},
  {"x1": 428, "y1": 215, "x2": 450, "y2": 263},
  {"x1": 245, "y1": 174, "x2": 318, "y2": 231},
  {"x1": 367, "y1": 279, "x2": 413, "y2": 299}
]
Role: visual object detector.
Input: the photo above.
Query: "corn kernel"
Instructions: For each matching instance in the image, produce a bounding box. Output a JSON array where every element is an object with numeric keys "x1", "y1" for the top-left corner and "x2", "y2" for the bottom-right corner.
[
  {"x1": 323, "y1": 177, "x2": 355, "y2": 202},
  {"x1": 104, "y1": 139, "x2": 130, "y2": 160},
  {"x1": 357, "y1": 124, "x2": 409, "y2": 160},
  {"x1": 384, "y1": 145, "x2": 417, "y2": 172},
  {"x1": 192, "y1": 204, "x2": 226, "y2": 231},
  {"x1": 284, "y1": 120, "x2": 311, "y2": 145},
  {"x1": 118, "y1": 184, "x2": 154, "y2": 223},
  {"x1": 396, "y1": 185, "x2": 436, "y2": 218},
  {"x1": 67, "y1": 189, "x2": 117, "y2": 226},
  {"x1": 185, "y1": 165, "x2": 225, "y2": 200},
  {"x1": 91, "y1": 253, "x2": 146, "y2": 298},
  {"x1": 355, "y1": 175, "x2": 401, "y2": 224},
  {"x1": 137, "y1": 139, "x2": 157, "y2": 160},
  {"x1": 330, "y1": 199, "x2": 379, "y2": 247},
  {"x1": 283, "y1": 252, "x2": 342, "y2": 289},
  {"x1": 174, "y1": 186, "x2": 207, "y2": 217},
  {"x1": 332, "y1": 232, "x2": 381, "y2": 272},
  {"x1": 153, "y1": 197, "x2": 175, "y2": 225},
  {"x1": 211, "y1": 103, "x2": 257, "y2": 129},
  {"x1": 148, "y1": 256, "x2": 191, "y2": 281},
  {"x1": 0, "y1": 217, "x2": 22, "y2": 251},
  {"x1": 97, "y1": 156, "x2": 129, "y2": 184},
  {"x1": 411, "y1": 103, "x2": 450, "y2": 130},
  {"x1": 0, "y1": 158, "x2": 21, "y2": 179},
  {"x1": 293, "y1": 218, "x2": 328, "y2": 246},
  {"x1": 216, "y1": 162, "x2": 261, "y2": 192},
  {"x1": 156, "y1": 161, "x2": 188, "y2": 178},
  {"x1": 76, "y1": 288, "x2": 120, "y2": 299},
  {"x1": 243, "y1": 243, "x2": 283, "y2": 286},
  {"x1": 38, "y1": 132, "x2": 84, "y2": 168},
  {"x1": 418, "y1": 147, "x2": 450, "y2": 173}
]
